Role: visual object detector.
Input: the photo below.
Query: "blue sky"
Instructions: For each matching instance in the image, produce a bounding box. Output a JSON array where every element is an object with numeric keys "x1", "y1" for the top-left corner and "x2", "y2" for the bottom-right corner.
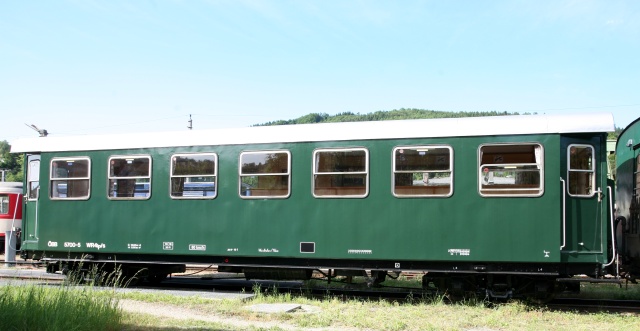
[{"x1": 1, "y1": 0, "x2": 638, "y2": 142}]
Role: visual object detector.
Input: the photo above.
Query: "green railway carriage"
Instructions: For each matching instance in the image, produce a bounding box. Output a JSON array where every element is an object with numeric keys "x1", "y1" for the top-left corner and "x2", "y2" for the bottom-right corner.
[
  {"x1": 615, "y1": 116, "x2": 640, "y2": 282},
  {"x1": 11, "y1": 113, "x2": 616, "y2": 298}
]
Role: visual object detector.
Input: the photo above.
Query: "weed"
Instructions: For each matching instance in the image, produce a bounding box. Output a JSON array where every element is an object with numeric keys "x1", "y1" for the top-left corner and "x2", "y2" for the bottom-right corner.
[{"x1": 0, "y1": 284, "x2": 122, "y2": 331}]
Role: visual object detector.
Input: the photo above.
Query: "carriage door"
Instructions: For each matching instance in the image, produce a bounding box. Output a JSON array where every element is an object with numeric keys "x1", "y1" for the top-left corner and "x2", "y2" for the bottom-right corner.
[
  {"x1": 561, "y1": 136, "x2": 605, "y2": 255},
  {"x1": 22, "y1": 154, "x2": 41, "y2": 246}
]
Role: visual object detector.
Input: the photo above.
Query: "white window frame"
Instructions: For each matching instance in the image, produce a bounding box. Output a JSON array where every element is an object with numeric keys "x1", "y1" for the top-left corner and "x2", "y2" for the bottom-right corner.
[
  {"x1": 392, "y1": 145, "x2": 453, "y2": 198},
  {"x1": 0, "y1": 195, "x2": 8, "y2": 214},
  {"x1": 312, "y1": 147, "x2": 369, "y2": 198},
  {"x1": 478, "y1": 143, "x2": 544, "y2": 197},
  {"x1": 49, "y1": 157, "x2": 91, "y2": 200},
  {"x1": 170, "y1": 153, "x2": 217, "y2": 200},
  {"x1": 300, "y1": 242, "x2": 316, "y2": 254},
  {"x1": 239, "y1": 150, "x2": 291, "y2": 199},
  {"x1": 27, "y1": 159, "x2": 40, "y2": 201},
  {"x1": 107, "y1": 155, "x2": 152, "y2": 200},
  {"x1": 567, "y1": 144, "x2": 596, "y2": 198}
]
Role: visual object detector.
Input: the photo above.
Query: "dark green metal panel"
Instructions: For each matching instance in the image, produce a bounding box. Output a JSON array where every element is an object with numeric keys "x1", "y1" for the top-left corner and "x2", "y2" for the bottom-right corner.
[
  {"x1": 560, "y1": 134, "x2": 610, "y2": 265},
  {"x1": 616, "y1": 118, "x2": 640, "y2": 264},
  {"x1": 21, "y1": 154, "x2": 40, "y2": 252},
  {"x1": 22, "y1": 132, "x2": 608, "y2": 267}
]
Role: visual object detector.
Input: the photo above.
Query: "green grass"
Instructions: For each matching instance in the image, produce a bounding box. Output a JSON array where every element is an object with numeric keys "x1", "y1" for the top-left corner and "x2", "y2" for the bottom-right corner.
[
  {"x1": 2, "y1": 274, "x2": 639, "y2": 331},
  {"x1": 0, "y1": 284, "x2": 123, "y2": 331},
  {"x1": 110, "y1": 279, "x2": 640, "y2": 331},
  {"x1": 567, "y1": 282, "x2": 640, "y2": 300},
  {"x1": 0, "y1": 262, "x2": 129, "y2": 331},
  {"x1": 115, "y1": 287, "x2": 640, "y2": 331}
]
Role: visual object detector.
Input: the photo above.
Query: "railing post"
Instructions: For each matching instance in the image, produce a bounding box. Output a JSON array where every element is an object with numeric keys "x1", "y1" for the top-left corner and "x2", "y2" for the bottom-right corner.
[{"x1": 4, "y1": 230, "x2": 16, "y2": 267}]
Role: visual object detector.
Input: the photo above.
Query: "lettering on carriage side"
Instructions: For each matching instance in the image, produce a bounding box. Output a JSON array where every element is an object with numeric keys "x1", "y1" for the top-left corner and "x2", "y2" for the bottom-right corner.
[
  {"x1": 47, "y1": 241, "x2": 58, "y2": 248},
  {"x1": 258, "y1": 248, "x2": 279, "y2": 253},
  {"x1": 163, "y1": 242, "x2": 174, "y2": 250},
  {"x1": 86, "y1": 242, "x2": 106, "y2": 250},
  {"x1": 64, "y1": 242, "x2": 81, "y2": 248},
  {"x1": 448, "y1": 249, "x2": 471, "y2": 256},
  {"x1": 544, "y1": 250, "x2": 550, "y2": 258},
  {"x1": 348, "y1": 249, "x2": 372, "y2": 255},
  {"x1": 127, "y1": 243, "x2": 142, "y2": 250},
  {"x1": 189, "y1": 244, "x2": 206, "y2": 251},
  {"x1": 227, "y1": 248, "x2": 239, "y2": 252}
]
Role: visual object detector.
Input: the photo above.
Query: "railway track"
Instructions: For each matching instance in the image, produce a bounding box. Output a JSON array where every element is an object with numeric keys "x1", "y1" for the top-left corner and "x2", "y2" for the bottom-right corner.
[
  {"x1": 3, "y1": 261, "x2": 640, "y2": 313},
  {"x1": 9, "y1": 271, "x2": 639, "y2": 313},
  {"x1": 156, "y1": 275, "x2": 425, "y2": 300},
  {"x1": 0, "y1": 263, "x2": 431, "y2": 301}
]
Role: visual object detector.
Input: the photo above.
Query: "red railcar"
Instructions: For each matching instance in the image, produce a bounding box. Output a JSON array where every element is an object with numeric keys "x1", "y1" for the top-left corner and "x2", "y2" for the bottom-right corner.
[{"x1": 0, "y1": 182, "x2": 22, "y2": 252}]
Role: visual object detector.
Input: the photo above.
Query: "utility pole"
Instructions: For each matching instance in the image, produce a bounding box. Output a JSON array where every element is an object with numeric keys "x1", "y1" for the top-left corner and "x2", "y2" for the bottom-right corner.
[{"x1": 188, "y1": 114, "x2": 193, "y2": 130}]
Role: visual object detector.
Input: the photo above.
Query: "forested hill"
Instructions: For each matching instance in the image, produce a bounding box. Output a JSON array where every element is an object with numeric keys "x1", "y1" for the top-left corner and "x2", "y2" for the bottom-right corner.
[{"x1": 254, "y1": 109, "x2": 534, "y2": 126}]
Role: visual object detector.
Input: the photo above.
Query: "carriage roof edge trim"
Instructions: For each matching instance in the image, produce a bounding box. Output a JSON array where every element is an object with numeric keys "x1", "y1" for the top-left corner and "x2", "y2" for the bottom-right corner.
[{"x1": 10, "y1": 112, "x2": 614, "y2": 153}]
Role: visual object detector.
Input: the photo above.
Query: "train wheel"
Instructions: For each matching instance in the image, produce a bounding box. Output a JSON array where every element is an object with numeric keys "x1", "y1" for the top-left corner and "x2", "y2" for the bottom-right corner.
[
  {"x1": 445, "y1": 277, "x2": 469, "y2": 302},
  {"x1": 421, "y1": 274, "x2": 472, "y2": 301},
  {"x1": 115, "y1": 268, "x2": 141, "y2": 287},
  {"x1": 421, "y1": 274, "x2": 441, "y2": 294},
  {"x1": 369, "y1": 270, "x2": 387, "y2": 286},
  {"x1": 527, "y1": 279, "x2": 557, "y2": 304}
]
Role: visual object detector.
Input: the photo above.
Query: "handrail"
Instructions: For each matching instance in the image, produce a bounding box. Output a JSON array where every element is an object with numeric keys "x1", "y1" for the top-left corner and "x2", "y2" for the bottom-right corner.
[
  {"x1": 560, "y1": 177, "x2": 566, "y2": 250},
  {"x1": 604, "y1": 186, "x2": 618, "y2": 275}
]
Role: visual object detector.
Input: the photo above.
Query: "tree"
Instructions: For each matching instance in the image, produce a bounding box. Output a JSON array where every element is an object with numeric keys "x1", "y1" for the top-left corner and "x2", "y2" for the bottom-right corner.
[
  {"x1": 0, "y1": 140, "x2": 23, "y2": 182},
  {"x1": 253, "y1": 109, "x2": 527, "y2": 126},
  {"x1": 608, "y1": 127, "x2": 623, "y2": 140}
]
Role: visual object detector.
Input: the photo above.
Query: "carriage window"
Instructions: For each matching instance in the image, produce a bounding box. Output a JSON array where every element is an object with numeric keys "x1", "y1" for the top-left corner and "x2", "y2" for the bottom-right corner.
[
  {"x1": 50, "y1": 157, "x2": 91, "y2": 199},
  {"x1": 0, "y1": 195, "x2": 8, "y2": 214},
  {"x1": 239, "y1": 151, "x2": 290, "y2": 198},
  {"x1": 568, "y1": 145, "x2": 595, "y2": 197},
  {"x1": 479, "y1": 143, "x2": 543, "y2": 197},
  {"x1": 393, "y1": 146, "x2": 453, "y2": 197},
  {"x1": 28, "y1": 159, "x2": 40, "y2": 200},
  {"x1": 108, "y1": 156, "x2": 151, "y2": 199},
  {"x1": 170, "y1": 153, "x2": 217, "y2": 199},
  {"x1": 313, "y1": 148, "x2": 368, "y2": 198}
]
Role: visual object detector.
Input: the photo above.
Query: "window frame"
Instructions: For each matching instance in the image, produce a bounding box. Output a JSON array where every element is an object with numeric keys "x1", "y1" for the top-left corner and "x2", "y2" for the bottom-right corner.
[
  {"x1": 0, "y1": 195, "x2": 8, "y2": 214},
  {"x1": 238, "y1": 150, "x2": 291, "y2": 199},
  {"x1": 392, "y1": 145, "x2": 454, "y2": 198},
  {"x1": 312, "y1": 147, "x2": 369, "y2": 199},
  {"x1": 27, "y1": 159, "x2": 40, "y2": 201},
  {"x1": 107, "y1": 155, "x2": 152, "y2": 200},
  {"x1": 49, "y1": 157, "x2": 91, "y2": 200},
  {"x1": 567, "y1": 144, "x2": 596, "y2": 198},
  {"x1": 478, "y1": 143, "x2": 544, "y2": 197},
  {"x1": 169, "y1": 153, "x2": 218, "y2": 200}
]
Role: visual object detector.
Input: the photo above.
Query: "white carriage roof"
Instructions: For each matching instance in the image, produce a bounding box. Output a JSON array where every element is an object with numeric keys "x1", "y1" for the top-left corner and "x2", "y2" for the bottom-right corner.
[
  {"x1": 11, "y1": 113, "x2": 615, "y2": 153},
  {"x1": 0, "y1": 182, "x2": 23, "y2": 194}
]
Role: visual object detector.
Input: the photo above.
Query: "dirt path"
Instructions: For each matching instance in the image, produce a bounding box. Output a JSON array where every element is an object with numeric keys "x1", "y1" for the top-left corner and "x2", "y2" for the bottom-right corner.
[{"x1": 118, "y1": 299, "x2": 365, "y2": 331}]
